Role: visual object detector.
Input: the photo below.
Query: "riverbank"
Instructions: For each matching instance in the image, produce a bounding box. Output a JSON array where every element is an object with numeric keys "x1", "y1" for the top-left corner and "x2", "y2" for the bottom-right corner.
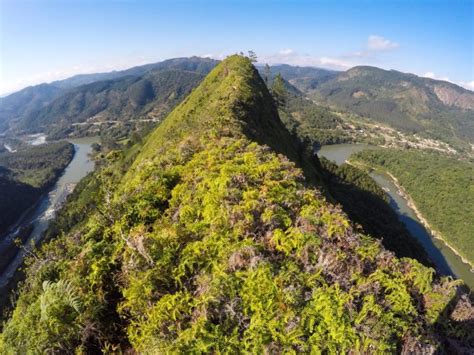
[
  {"x1": 349, "y1": 157, "x2": 474, "y2": 273},
  {"x1": 0, "y1": 138, "x2": 98, "y2": 311},
  {"x1": 384, "y1": 171, "x2": 474, "y2": 272}
]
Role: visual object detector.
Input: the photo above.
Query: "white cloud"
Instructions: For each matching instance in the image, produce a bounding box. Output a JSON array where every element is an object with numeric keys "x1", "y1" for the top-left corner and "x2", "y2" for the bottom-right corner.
[
  {"x1": 279, "y1": 48, "x2": 294, "y2": 56},
  {"x1": 0, "y1": 56, "x2": 157, "y2": 96},
  {"x1": 318, "y1": 56, "x2": 353, "y2": 69},
  {"x1": 199, "y1": 52, "x2": 228, "y2": 60},
  {"x1": 422, "y1": 71, "x2": 450, "y2": 82},
  {"x1": 259, "y1": 50, "x2": 353, "y2": 70},
  {"x1": 367, "y1": 35, "x2": 399, "y2": 51},
  {"x1": 258, "y1": 35, "x2": 400, "y2": 71}
]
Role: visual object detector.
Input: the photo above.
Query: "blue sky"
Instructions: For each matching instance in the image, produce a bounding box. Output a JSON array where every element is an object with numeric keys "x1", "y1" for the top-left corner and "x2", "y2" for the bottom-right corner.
[{"x1": 1, "y1": 0, "x2": 473, "y2": 94}]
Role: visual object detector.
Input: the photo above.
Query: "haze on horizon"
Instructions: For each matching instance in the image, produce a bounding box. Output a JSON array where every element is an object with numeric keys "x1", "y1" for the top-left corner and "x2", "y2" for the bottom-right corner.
[{"x1": 1, "y1": 0, "x2": 473, "y2": 95}]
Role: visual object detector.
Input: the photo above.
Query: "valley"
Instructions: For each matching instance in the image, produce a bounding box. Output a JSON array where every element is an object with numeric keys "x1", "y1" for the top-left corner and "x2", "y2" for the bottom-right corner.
[
  {"x1": 316, "y1": 144, "x2": 474, "y2": 289},
  {"x1": 1, "y1": 0, "x2": 472, "y2": 351},
  {"x1": 0, "y1": 137, "x2": 97, "y2": 301},
  {"x1": 0, "y1": 55, "x2": 472, "y2": 353},
  {"x1": 351, "y1": 148, "x2": 474, "y2": 269},
  {"x1": 0, "y1": 139, "x2": 75, "y2": 237}
]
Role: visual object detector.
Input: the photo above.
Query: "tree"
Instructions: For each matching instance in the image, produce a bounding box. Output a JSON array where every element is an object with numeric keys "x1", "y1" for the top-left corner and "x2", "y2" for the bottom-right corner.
[
  {"x1": 248, "y1": 50, "x2": 258, "y2": 63},
  {"x1": 264, "y1": 64, "x2": 271, "y2": 85},
  {"x1": 271, "y1": 73, "x2": 287, "y2": 108}
]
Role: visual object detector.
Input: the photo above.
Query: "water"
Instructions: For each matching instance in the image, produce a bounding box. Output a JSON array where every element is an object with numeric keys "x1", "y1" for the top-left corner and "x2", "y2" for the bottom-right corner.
[
  {"x1": 0, "y1": 137, "x2": 98, "y2": 289},
  {"x1": 316, "y1": 144, "x2": 474, "y2": 289}
]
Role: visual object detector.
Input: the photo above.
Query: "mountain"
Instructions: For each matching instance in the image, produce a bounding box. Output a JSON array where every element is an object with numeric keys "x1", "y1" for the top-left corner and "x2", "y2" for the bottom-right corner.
[
  {"x1": 16, "y1": 70, "x2": 207, "y2": 138},
  {"x1": 297, "y1": 66, "x2": 474, "y2": 146},
  {"x1": 0, "y1": 57, "x2": 218, "y2": 135},
  {"x1": 352, "y1": 148, "x2": 474, "y2": 265},
  {"x1": 1, "y1": 56, "x2": 472, "y2": 353},
  {"x1": 0, "y1": 84, "x2": 63, "y2": 133},
  {"x1": 258, "y1": 64, "x2": 338, "y2": 93},
  {"x1": 51, "y1": 56, "x2": 219, "y2": 90}
]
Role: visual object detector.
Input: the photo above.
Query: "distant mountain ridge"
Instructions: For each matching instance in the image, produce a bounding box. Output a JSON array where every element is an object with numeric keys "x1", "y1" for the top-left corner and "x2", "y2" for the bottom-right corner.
[
  {"x1": 2, "y1": 58, "x2": 472, "y2": 147},
  {"x1": 294, "y1": 65, "x2": 473, "y2": 145},
  {"x1": 0, "y1": 57, "x2": 218, "y2": 135},
  {"x1": 17, "y1": 69, "x2": 207, "y2": 138}
]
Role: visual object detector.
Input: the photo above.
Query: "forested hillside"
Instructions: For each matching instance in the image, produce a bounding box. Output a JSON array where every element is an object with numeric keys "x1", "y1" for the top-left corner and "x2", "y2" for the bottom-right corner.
[
  {"x1": 0, "y1": 142, "x2": 74, "y2": 235},
  {"x1": 318, "y1": 158, "x2": 431, "y2": 265},
  {"x1": 1, "y1": 56, "x2": 472, "y2": 353},
  {"x1": 0, "y1": 85, "x2": 63, "y2": 133},
  {"x1": 264, "y1": 73, "x2": 350, "y2": 146},
  {"x1": 297, "y1": 66, "x2": 474, "y2": 147},
  {"x1": 352, "y1": 148, "x2": 474, "y2": 265},
  {"x1": 0, "y1": 57, "x2": 218, "y2": 137},
  {"x1": 258, "y1": 64, "x2": 338, "y2": 93},
  {"x1": 23, "y1": 70, "x2": 206, "y2": 139}
]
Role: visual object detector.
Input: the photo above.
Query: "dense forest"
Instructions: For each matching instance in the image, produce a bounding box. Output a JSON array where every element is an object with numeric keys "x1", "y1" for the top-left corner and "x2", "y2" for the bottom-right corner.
[
  {"x1": 0, "y1": 141, "x2": 74, "y2": 236},
  {"x1": 1, "y1": 56, "x2": 471, "y2": 353},
  {"x1": 352, "y1": 148, "x2": 474, "y2": 265},
  {"x1": 33, "y1": 70, "x2": 207, "y2": 141}
]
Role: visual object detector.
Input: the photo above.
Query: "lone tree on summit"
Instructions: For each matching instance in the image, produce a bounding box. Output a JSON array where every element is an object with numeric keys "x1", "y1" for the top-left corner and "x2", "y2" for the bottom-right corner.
[{"x1": 247, "y1": 50, "x2": 257, "y2": 63}]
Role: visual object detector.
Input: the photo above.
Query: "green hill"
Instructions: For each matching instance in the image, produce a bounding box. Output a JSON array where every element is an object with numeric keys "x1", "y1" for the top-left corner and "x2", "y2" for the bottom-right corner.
[
  {"x1": 1, "y1": 56, "x2": 472, "y2": 353},
  {"x1": 258, "y1": 64, "x2": 338, "y2": 93},
  {"x1": 305, "y1": 66, "x2": 474, "y2": 147},
  {"x1": 0, "y1": 84, "x2": 63, "y2": 133},
  {"x1": 0, "y1": 57, "x2": 218, "y2": 137},
  {"x1": 19, "y1": 69, "x2": 206, "y2": 139}
]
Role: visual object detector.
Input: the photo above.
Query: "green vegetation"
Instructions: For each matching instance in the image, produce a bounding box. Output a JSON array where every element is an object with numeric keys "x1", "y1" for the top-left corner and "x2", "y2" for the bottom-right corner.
[
  {"x1": 0, "y1": 57, "x2": 218, "y2": 136},
  {"x1": 280, "y1": 94, "x2": 350, "y2": 145},
  {"x1": 266, "y1": 72, "x2": 350, "y2": 146},
  {"x1": 0, "y1": 141, "x2": 74, "y2": 235},
  {"x1": 1, "y1": 56, "x2": 472, "y2": 353},
  {"x1": 258, "y1": 64, "x2": 338, "y2": 93},
  {"x1": 307, "y1": 66, "x2": 474, "y2": 148},
  {"x1": 352, "y1": 148, "x2": 474, "y2": 265},
  {"x1": 0, "y1": 141, "x2": 74, "y2": 188},
  {"x1": 36, "y1": 70, "x2": 206, "y2": 141},
  {"x1": 319, "y1": 158, "x2": 432, "y2": 265},
  {"x1": 0, "y1": 173, "x2": 37, "y2": 237}
]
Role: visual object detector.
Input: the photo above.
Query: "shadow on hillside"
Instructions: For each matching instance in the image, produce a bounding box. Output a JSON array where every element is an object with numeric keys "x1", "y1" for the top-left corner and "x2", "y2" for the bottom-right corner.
[
  {"x1": 314, "y1": 154, "x2": 474, "y2": 351},
  {"x1": 317, "y1": 157, "x2": 435, "y2": 267},
  {"x1": 429, "y1": 287, "x2": 474, "y2": 353}
]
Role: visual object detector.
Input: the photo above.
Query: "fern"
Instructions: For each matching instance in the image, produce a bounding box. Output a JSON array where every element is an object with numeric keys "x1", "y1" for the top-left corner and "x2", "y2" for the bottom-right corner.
[{"x1": 40, "y1": 279, "x2": 82, "y2": 323}]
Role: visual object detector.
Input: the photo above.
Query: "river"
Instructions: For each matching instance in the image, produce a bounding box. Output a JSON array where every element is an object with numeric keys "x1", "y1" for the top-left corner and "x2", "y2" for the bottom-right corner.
[
  {"x1": 0, "y1": 136, "x2": 98, "y2": 291},
  {"x1": 316, "y1": 143, "x2": 474, "y2": 289}
]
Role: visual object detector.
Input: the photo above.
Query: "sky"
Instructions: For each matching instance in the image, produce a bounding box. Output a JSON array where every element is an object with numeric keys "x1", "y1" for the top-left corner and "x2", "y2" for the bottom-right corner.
[{"x1": 0, "y1": 0, "x2": 473, "y2": 95}]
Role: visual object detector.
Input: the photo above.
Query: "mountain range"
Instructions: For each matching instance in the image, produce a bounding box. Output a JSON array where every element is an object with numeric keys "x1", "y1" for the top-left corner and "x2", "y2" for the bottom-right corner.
[
  {"x1": 1, "y1": 55, "x2": 472, "y2": 353},
  {"x1": 2, "y1": 57, "x2": 473, "y2": 149},
  {"x1": 0, "y1": 57, "x2": 218, "y2": 136}
]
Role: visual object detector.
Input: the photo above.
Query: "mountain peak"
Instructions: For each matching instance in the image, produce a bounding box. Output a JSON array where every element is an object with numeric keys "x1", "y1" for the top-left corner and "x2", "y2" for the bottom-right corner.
[{"x1": 134, "y1": 55, "x2": 316, "y2": 179}]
